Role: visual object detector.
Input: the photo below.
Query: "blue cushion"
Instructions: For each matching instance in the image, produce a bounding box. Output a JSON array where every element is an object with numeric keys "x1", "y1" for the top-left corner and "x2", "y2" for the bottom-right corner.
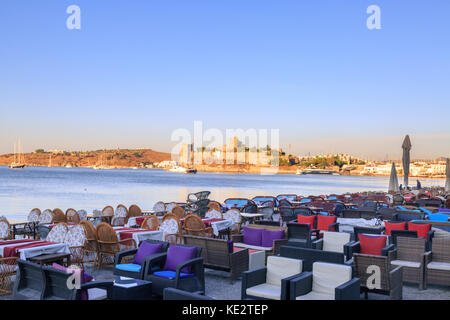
[
  {"x1": 427, "y1": 214, "x2": 450, "y2": 222},
  {"x1": 318, "y1": 211, "x2": 328, "y2": 216},
  {"x1": 115, "y1": 263, "x2": 141, "y2": 273},
  {"x1": 153, "y1": 270, "x2": 195, "y2": 280}
]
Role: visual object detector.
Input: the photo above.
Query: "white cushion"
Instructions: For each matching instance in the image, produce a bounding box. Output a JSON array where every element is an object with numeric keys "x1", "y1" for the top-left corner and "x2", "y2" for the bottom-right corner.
[
  {"x1": 233, "y1": 243, "x2": 272, "y2": 251},
  {"x1": 296, "y1": 291, "x2": 334, "y2": 300},
  {"x1": 246, "y1": 283, "x2": 281, "y2": 300},
  {"x1": 427, "y1": 261, "x2": 450, "y2": 271},
  {"x1": 88, "y1": 288, "x2": 107, "y2": 300},
  {"x1": 266, "y1": 256, "x2": 302, "y2": 286},
  {"x1": 391, "y1": 260, "x2": 421, "y2": 269},
  {"x1": 311, "y1": 262, "x2": 352, "y2": 299},
  {"x1": 322, "y1": 231, "x2": 351, "y2": 253}
]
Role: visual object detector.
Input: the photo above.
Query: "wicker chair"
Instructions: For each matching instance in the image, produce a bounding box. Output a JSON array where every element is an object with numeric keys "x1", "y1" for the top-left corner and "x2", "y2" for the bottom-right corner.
[
  {"x1": 153, "y1": 201, "x2": 166, "y2": 215},
  {"x1": 64, "y1": 225, "x2": 87, "y2": 269},
  {"x1": 52, "y1": 209, "x2": 66, "y2": 224},
  {"x1": 424, "y1": 238, "x2": 450, "y2": 288},
  {"x1": 96, "y1": 222, "x2": 136, "y2": 269},
  {"x1": 77, "y1": 210, "x2": 88, "y2": 221},
  {"x1": 0, "y1": 219, "x2": 10, "y2": 240},
  {"x1": 388, "y1": 237, "x2": 428, "y2": 290},
  {"x1": 205, "y1": 208, "x2": 223, "y2": 219},
  {"x1": 65, "y1": 208, "x2": 80, "y2": 224},
  {"x1": 113, "y1": 204, "x2": 128, "y2": 226},
  {"x1": 0, "y1": 256, "x2": 17, "y2": 295},
  {"x1": 101, "y1": 205, "x2": 114, "y2": 224},
  {"x1": 183, "y1": 214, "x2": 214, "y2": 238},
  {"x1": 172, "y1": 206, "x2": 186, "y2": 220},
  {"x1": 38, "y1": 209, "x2": 53, "y2": 225},
  {"x1": 353, "y1": 253, "x2": 403, "y2": 300},
  {"x1": 28, "y1": 208, "x2": 41, "y2": 222},
  {"x1": 223, "y1": 209, "x2": 242, "y2": 234},
  {"x1": 46, "y1": 223, "x2": 69, "y2": 243},
  {"x1": 79, "y1": 220, "x2": 98, "y2": 265},
  {"x1": 207, "y1": 201, "x2": 222, "y2": 213},
  {"x1": 165, "y1": 202, "x2": 178, "y2": 214},
  {"x1": 141, "y1": 216, "x2": 160, "y2": 230},
  {"x1": 128, "y1": 204, "x2": 142, "y2": 218},
  {"x1": 160, "y1": 214, "x2": 182, "y2": 244}
]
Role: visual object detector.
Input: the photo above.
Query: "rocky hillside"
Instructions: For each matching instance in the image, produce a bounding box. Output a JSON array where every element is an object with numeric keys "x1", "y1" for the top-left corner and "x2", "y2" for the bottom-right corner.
[{"x1": 0, "y1": 149, "x2": 173, "y2": 168}]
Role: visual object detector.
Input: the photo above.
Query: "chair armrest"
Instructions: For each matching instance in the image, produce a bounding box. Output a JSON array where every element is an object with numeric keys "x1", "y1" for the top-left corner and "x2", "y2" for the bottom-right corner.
[
  {"x1": 388, "y1": 249, "x2": 397, "y2": 262},
  {"x1": 143, "y1": 252, "x2": 167, "y2": 278},
  {"x1": 381, "y1": 244, "x2": 396, "y2": 257},
  {"x1": 289, "y1": 272, "x2": 313, "y2": 300},
  {"x1": 118, "y1": 238, "x2": 137, "y2": 248},
  {"x1": 273, "y1": 239, "x2": 289, "y2": 255},
  {"x1": 281, "y1": 273, "x2": 303, "y2": 300},
  {"x1": 424, "y1": 251, "x2": 432, "y2": 266},
  {"x1": 389, "y1": 266, "x2": 403, "y2": 290},
  {"x1": 241, "y1": 267, "x2": 267, "y2": 299},
  {"x1": 175, "y1": 257, "x2": 205, "y2": 291},
  {"x1": 345, "y1": 241, "x2": 360, "y2": 260},
  {"x1": 329, "y1": 222, "x2": 338, "y2": 231},
  {"x1": 335, "y1": 277, "x2": 360, "y2": 300},
  {"x1": 310, "y1": 229, "x2": 320, "y2": 238},
  {"x1": 80, "y1": 280, "x2": 113, "y2": 291},
  {"x1": 115, "y1": 248, "x2": 138, "y2": 265},
  {"x1": 427, "y1": 230, "x2": 435, "y2": 242},
  {"x1": 312, "y1": 238, "x2": 323, "y2": 250}
]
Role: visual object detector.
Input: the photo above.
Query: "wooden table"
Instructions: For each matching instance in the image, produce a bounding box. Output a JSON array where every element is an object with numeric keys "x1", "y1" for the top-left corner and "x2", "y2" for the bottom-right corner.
[{"x1": 29, "y1": 253, "x2": 71, "y2": 266}]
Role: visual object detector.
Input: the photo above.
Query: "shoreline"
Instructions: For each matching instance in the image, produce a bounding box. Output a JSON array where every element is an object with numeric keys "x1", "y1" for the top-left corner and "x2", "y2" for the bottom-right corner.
[{"x1": 0, "y1": 164, "x2": 446, "y2": 179}]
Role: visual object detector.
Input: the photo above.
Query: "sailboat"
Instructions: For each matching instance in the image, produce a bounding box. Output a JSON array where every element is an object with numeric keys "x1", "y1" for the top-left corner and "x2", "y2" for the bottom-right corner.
[
  {"x1": 48, "y1": 154, "x2": 52, "y2": 167},
  {"x1": 9, "y1": 139, "x2": 26, "y2": 169},
  {"x1": 93, "y1": 150, "x2": 112, "y2": 170}
]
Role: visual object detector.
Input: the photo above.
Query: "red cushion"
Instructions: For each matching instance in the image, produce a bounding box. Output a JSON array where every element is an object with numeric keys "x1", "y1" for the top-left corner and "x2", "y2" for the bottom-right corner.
[
  {"x1": 317, "y1": 215, "x2": 337, "y2": 231},
  {"x1": 297, "y1": 215, "x2": 316, "y2": 226},
  {"x1": 359, "y1": 234, "x2": 387, "y2": 256},
  {"x1": 408, "y1": 222, "x2": 431, "y2": 238},
  {"x1": 384, "y1": 221, "x2": 406, "y2": 235}
]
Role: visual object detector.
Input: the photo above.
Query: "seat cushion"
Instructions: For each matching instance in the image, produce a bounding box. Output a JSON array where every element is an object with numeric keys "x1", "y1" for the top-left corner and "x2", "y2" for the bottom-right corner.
[
  {"x1": 243, "y1": 227, "x2": 263, "y2": 246},
  {"x1": 391, "y1": 260, "x2": 421, "y2": 268},
  {"x1": 317, "y1": 216, "x2": 337, "y2": 231},
  {"x1": 359, "y1": 234, "x2": 387, "y2": 256},
  {"x1": 115, "y1": 263, "x2": 141, "y2": 273},
  {"x1": 163, "y1": 245, "x2": 197, "y2": 273},
  {"x1": 427, "y1": 262, "x2": 450, "y2": 271},
  {"x1": 297, "y1": 215, "x2": 316, "y2": 225},
  {"x1": 153, "y1": 270, "x2": 195, "y2": 280},
  {"x1": 296, "y1": 291, "x2": 334, "y2": 300},
  {"x1": 261, "y1": 229, "x2": 285, "y2": 248},
  {"x1": 322, "y1": 231, "x2": 351, "y2": 253},
  {"x1": 246, "y1": 283, "x2": 281, "y2": 300},
  {"x1": 312, "y1": 262, "x2": 352, "y2": 299},
  {"x1": 133, "y1": 242, "x2": 163, "y2": 265},
  {"x1": 384, "y1": 221, "x2": 406, "y2": 235},
  {"x1": 407, "y1": 222, "x2": 431, "y2": 238},
  {"x1": 266, "y1": 256, "x2": 302, "y2": 286}
]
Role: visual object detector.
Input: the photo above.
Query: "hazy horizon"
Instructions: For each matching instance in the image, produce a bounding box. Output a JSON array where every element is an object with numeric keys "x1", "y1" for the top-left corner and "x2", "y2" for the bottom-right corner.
[{"x1": 1, "y1": 1, "x2": 449, "y2": 160}]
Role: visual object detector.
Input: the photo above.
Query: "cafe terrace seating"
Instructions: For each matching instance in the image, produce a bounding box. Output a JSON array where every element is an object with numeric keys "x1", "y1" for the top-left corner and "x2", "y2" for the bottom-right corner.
[
  {"x1": 223, "y1": 209, "x2": 242, "y2": 234},
  {"x1": 184, "y1": 235, "x2": 249, "y2": 284},
  {"x1": 128, "y1": 204, "x2": 142, "y2": 218},
  {"x1": 165, "y1": 202, "x2": 178, "y2": 214},
  {"x1": 64, "y1": 225, "x2": 87, "y2": 268},
  {"x1": 183, "y1": 214, "x2": 214, "y2": 238},
  {"x1": 28, "y1": 209, "x2": 41, "y2": 222},
  {"x1": 283, "y1": 223, "x2": 318, "y2": 249},
  {"x1": 46, "y1": 223, "x2": 68, "y2": 243},
  {"x1": 241, "y1": 255, "x2": 302, "y2": 300},
  {"x1": 141, "y1": 216, "x2": 160, "y2": 230},
  {"x1": 279, "y1": 246, "x2": 346, "y2": 271},
  {"x1": 38, "y1": 209, "x2": 53, "y2": 225},
  {"x1": 111, "y1": 204, "x2": 128, "y2": 226},
  {"x1": 0, "y1": 219, "x2": 10, "y2": 240},
  {"x1": 153, "y1": 201, "x2": 166, "y2": 215},
  {"x1": 96, "y1": 223, "x2": 136, "y2": 269},
  {"x1": 160, "y1": 213, "x2": 182, "y2": 244},
  {"x1": 312, "y1": 231, "x2": 352, "y2": 259},
  {"x1": 289, "y1": 262, "x2": 360, "y2": 300},
  {"x1": 52, "y1": 209, "x2": 66, "y2": 224},
  {"x1": 79, "y1": 220, "x2": 98, "y2": 264},
  {"x1": 424, "y1": 238, "x2": 450, "y2": 288},
  {"x1": 232, "y1": 224, "x2": 287, "y2": 260},
  {"x1": 65, "y1": 208, "x2": 80, "y2": 224},
  {"x1": 144, "y1": 244, "x2": 205, "y2": 296},
  {"x1": 205, "y1": 208, "x2": 223, "y2": 219},
  {"x1": 353, "y1": 253, "x2": 403, "y2": 300},
  {"x1": 388, "y1": 237, "x2": 428, "y2": 290},
  {"x1": 114, "y1": 240, "x2": 169, "y2": 279},
  {"x1": 172, "y1": 206, "x2": 186, "y2": 219},
  {"x1": 345, "y1": 234, "x2": 394, "y2": 263}
]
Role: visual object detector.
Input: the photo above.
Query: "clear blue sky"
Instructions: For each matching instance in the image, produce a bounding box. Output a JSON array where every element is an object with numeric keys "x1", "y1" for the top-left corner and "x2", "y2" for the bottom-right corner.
[{"x1": 1, "y1": 0, "x2": 449, "y2": 160}]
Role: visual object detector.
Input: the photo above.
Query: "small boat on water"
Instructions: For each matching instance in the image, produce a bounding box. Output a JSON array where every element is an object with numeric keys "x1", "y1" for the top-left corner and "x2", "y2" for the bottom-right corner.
[
  {"x1": 297, "y1": 168, "x2": 339, "y2": 175},
  {"x1": 168, "y1": 166, "x2": 197, "y2": 174},
  {"x1": 9, "y1": 140, "x2": 26, "y2": 169}
]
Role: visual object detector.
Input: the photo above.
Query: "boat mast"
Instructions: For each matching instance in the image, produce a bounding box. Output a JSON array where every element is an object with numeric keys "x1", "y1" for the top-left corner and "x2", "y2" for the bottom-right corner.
[{"x1": 13, "y1": 142, "x2": 16, "y2": 164}]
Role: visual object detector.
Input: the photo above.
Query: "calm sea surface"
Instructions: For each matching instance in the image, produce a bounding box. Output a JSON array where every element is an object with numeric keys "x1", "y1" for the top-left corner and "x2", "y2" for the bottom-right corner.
[{"x1": 0, "y1": 166, "x2": 445, "y2": 220}]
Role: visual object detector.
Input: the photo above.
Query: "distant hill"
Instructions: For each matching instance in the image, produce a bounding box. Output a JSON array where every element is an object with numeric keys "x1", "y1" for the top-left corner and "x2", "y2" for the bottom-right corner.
[{"x1": 0, "y1": 149, "x2": 173, "y2": 168}]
